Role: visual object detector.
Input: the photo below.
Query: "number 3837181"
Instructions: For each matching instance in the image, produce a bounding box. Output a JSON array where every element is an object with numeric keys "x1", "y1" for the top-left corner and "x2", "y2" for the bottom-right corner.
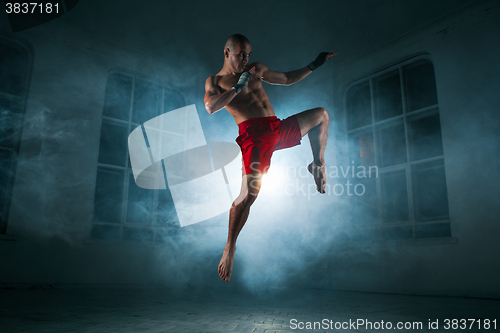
[{"x1": 6, "y1": 3, "x2": 60, "y2": 14}]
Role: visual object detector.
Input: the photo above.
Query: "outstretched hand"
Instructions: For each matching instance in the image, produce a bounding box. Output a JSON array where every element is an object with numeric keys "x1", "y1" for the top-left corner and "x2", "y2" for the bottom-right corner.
[
  {"x1": 309, "y1": 52, "x2": 337, "y2": 71},
  {"x1": 324, "y1": 52, "x2": 337, "y2": 60}
]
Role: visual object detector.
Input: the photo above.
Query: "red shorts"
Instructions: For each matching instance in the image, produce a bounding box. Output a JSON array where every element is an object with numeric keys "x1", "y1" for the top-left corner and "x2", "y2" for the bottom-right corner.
[{"x1": 236, "y1": 115, "x2": 302, "y2": 175}]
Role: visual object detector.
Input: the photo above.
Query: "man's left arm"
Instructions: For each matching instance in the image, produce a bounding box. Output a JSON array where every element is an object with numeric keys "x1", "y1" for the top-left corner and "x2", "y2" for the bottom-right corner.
[{"x1": 261, "y1": 52, "x2": 336, "y2": 85}]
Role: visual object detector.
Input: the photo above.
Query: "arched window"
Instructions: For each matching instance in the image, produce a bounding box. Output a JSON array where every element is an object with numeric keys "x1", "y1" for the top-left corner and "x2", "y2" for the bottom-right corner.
[
  {"x1": 346, "y1": 56, "x2": 450, "y2": 240},
  {"x1": 92, "y1": 71, "x2": 186, "y2": 242}
]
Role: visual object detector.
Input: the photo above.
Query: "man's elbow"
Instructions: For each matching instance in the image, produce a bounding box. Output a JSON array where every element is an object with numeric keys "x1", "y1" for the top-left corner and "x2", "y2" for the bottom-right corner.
[{"x1": 205, "y1": 102, "x2": 215, "y2": 114}]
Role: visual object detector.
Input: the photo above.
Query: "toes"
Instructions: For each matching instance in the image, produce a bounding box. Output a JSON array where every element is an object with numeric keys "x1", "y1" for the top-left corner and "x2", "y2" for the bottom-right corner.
[
  {"x1": 218, "y1": 263, "x2": 225, "y2": 279},
  {"x1": 219, "y1": 262, "x2": 231, "y2": 281}
]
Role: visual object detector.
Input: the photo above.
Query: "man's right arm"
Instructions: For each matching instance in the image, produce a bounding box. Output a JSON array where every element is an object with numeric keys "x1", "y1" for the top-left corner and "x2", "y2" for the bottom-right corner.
[{"x1": 204, "y1": 77, "x2": 237, "y2": 115}]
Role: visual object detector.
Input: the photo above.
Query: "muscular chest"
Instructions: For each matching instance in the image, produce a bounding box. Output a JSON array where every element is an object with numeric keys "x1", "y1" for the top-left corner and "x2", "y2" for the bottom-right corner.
[{"x1": 218, "y1": 74, "x2": 262, "y2": 95}]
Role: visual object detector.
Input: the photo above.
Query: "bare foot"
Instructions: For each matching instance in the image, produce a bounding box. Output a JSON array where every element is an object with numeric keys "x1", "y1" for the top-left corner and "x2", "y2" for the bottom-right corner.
[
  {"x1": 218, "y1": 246, "x2": 236, "y2": 281},
  {"x1": 308, "y1": 162, "x2": 326, "y2": 194}
]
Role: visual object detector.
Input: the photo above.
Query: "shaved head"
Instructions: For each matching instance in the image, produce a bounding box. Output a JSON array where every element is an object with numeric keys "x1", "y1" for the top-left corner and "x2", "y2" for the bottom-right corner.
[
  {"x1": 222, "y1": 34, "x2": 252, "y2": 73},
  {"x1": 224, "y1": 34, "x2": 251, "y2": 52}
]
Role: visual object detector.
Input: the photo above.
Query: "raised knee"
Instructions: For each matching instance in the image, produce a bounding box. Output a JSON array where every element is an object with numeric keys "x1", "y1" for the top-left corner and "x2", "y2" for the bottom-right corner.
[{"x1": 318, "y1": 107, "x2": 329, "y2": 123}]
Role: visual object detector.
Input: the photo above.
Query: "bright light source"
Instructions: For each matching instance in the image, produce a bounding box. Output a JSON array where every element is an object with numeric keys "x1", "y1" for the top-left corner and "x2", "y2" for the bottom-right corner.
[{"x1": 260, "y1": 166, "x2": 288, "y2": 196}]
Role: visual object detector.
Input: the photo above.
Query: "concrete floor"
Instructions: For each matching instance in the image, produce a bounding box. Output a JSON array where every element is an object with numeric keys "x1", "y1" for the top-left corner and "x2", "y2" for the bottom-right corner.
[{"x1": 0, "y1": 287, "x2": 498, "y2": 332}]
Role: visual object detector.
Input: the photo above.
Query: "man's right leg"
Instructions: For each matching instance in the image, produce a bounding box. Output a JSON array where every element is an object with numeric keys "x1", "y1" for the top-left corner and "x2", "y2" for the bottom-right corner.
[
  {"x1": 295, "y1": 107, "x2": 330, "y2": 193},
  {"x1": 218, "y1": 172, "x2": 263, "y2": 281}
]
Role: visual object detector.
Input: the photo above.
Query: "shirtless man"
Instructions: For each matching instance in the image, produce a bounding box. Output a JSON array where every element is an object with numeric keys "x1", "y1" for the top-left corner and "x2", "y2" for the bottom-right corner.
[{"x1": 204, "y1": 34, "x2": 335, "y2": 282}]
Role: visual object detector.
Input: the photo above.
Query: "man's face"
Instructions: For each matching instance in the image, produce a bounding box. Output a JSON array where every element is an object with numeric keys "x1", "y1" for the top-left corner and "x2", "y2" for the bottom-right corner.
[{"x1": 227, "y1": 42, "x2": 252, "y2": 73}]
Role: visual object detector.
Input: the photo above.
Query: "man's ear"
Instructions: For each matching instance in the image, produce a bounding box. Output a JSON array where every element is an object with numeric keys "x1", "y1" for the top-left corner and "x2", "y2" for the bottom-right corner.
[{"x1": 224, "y1": 48, "x2": 230, "y2": 58}]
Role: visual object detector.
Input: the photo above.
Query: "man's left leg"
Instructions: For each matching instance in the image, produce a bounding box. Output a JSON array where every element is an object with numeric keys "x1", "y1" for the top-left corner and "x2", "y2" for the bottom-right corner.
[
  {"x1": 295, "y1": 107, "x2": 330, "y2": 193},
  {"x1": 218, "y1": 172, "x2": 263, "y2": 281}
]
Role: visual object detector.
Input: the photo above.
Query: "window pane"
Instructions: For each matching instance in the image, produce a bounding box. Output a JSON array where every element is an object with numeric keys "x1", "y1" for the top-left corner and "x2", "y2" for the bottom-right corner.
[
  {"x1": 156, "y1": 227, "x2": 179, "y2": 243},
  {"x1": 164, "y1": 89, "x2": 186, "y2": 112},
  {"x1": 415, "y1": 223, "x2": 451, "y2": 239},
  {"x1": 98, "y1": 120, "x2": 128, "y2": 166},
  {"x1": 404, "y1": 60, "x2": 438, "y2": 111},
  {"x1": 126, "y1": 173, "x2": 155, "y2": 224},
  {"x1": 0, "y1": 150, "x2": 14, "y2": 232},
  {"x1": 0, "y1": 97, "x2": 23, "y2": 148},
  {"x1": 408, "y1": 110, "x2": 444, "y2": 161},
  {"x1": 0, "y1": 42, "x2": 29, "y2": 96},
  {"x1": 0, "y1": 150, "x2": 13, "y2": 198},
  {"x1": 351, "y1": 178, "x2": 378, "y2": 225},
  {"x1": 122, "y1": 227, "x2": 154, "y2": 242},
  {"x1": 132, "y1": 79, "x2": 162, "y2": 124},
  {"x1": 374, "y1": 70, "x2": 402, "y2": 121},
  {"x1": 93, "y1": 168, "x2": 124, "y2": 223},
  {"x1": 103, "y1": 74, "x2": 132, "y2": 121},
  {"x1": 381, "y1": 169, "x2": 409, "y2": 223},
  {"x1": 377, "y1": 120, "x2": 407, "y2": 167},
  {"x1": 381, "y1": 226, "x2": 413, "y2": 240},
  {"x1": 156, "y1": 187, "x2": 179, "y2": 227},
  {"x1": 346, "y1": 81, "x2": 371, "y2": 130},
  {"x1": 91, "y1": 224, "x2": 121, "y2": 240},
  {"x1": 348, "y1": 130, "x2": 375, "y2": 167},
  {"x1": 412, "y1": 159, "x2": 449, "y2": 222}
]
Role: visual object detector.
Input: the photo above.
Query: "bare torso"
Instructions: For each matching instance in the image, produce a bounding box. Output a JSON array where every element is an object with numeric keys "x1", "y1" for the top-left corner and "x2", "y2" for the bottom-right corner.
[{"x1": 211, "y1": 62, "x2": 275, "y2": 125}]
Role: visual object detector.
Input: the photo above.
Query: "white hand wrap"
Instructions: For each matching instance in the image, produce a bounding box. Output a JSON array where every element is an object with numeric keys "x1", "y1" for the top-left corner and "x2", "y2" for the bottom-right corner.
[{"x1": 232, "y1": 72, "x2": 251, "y2": 93}]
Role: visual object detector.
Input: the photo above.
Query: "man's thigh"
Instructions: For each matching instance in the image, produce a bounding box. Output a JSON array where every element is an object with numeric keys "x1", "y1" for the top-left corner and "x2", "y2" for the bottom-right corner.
[
  {"x1": 295, "y1": 107, "x2": 327, "y2": 137},
  {"x1": 274, "y1": 115, "x2": 302, "y2": 150}
]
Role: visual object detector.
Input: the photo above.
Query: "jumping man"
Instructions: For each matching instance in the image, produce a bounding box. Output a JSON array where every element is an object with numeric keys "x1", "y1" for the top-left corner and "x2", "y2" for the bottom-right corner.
[{"x1": 204, "y1": 34, "x2": 335, "y2": 281}]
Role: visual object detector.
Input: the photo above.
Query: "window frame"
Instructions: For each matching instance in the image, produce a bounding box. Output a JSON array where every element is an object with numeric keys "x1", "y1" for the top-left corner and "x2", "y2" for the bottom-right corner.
[
  {"x1": 343, "y1": 54, "x2": 451, "y2": 240},
  {"x1": 91, "y1": 69, "x2": 187, "y2": 242}
]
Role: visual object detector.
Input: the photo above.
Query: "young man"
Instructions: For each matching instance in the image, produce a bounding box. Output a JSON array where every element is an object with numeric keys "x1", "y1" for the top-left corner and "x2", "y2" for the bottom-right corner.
[{"x1": 204, "y1": 34, "x2": 335, "y2": 281}]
